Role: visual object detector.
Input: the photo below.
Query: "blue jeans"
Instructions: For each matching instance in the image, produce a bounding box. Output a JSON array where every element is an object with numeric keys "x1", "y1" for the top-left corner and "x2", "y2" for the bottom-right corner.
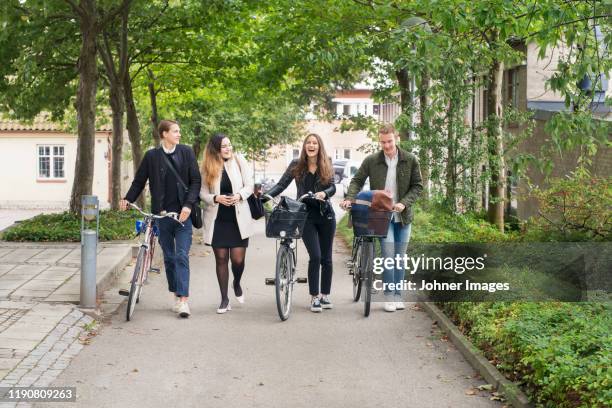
[
  {"x1": 379, "y1": 221, "x2": 412, "y2": 297},
  {"x1": 156, "y1": 217, "x2": 192, "y2": 297}
]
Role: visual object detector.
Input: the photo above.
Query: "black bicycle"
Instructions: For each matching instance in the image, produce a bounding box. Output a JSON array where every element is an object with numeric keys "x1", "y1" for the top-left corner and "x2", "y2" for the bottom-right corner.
[
  {"x1": 264, "y1": 193, "x2": 312, "y2": 321},
  {"x1": 347, "y1": 208, "x2": 393, "y2": 317}
]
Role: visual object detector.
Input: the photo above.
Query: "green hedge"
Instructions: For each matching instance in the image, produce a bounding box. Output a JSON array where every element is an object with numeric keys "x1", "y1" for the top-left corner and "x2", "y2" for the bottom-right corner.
[
  {"x1": 1, "y1": 210, "x2": 140, "y2": 242},
  {"x1": 337, "y1": 204, "x2": 611, "y2": 407}
]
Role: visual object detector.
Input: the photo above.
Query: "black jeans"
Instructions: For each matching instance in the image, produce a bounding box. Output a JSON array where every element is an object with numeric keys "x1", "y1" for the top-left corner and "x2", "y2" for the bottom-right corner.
[{"x1": 302, "y1": 214, "x2": 335, "y2": 296}]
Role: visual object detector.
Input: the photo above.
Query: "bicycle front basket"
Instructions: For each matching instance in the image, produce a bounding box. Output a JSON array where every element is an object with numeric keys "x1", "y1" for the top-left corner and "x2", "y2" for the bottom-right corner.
[
  {"x1": 265, "y1": 207, "x2": 308, "y2": 239},
  {"x1": 351, "y1": 209, "x2": 392, "y2": 237}
]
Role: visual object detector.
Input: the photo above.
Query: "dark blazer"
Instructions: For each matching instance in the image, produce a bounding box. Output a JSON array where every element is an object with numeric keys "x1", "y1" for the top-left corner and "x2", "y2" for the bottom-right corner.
[{"x1": 124, "y1": 145, "x2": 201, "y2": 215}]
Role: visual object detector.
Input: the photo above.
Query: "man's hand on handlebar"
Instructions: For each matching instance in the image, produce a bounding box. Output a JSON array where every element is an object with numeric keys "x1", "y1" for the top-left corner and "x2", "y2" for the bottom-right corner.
[
  {"x1": 119, "y1": 199, "x2": 130, "y2": 211},
  {"x1": 178, "y1": 206, "x2": 191, "y2": 223},
  {"x1": 340, "y1": 199, "x2": 352, "y2": 210}
]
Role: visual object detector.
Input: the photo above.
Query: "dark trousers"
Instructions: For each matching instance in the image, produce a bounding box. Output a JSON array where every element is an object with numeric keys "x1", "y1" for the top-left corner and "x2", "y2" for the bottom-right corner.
[
  {"x1": 156, "y1": 217, "x2": 192, "y2": 297},
  {"x1": 302, "y1": 215, "x2": 335, "y2": 296}
]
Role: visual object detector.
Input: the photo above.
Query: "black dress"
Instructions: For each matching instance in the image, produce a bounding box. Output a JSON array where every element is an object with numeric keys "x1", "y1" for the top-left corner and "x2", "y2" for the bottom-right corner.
[{"x1": 211, "y1": 168, "x2": 249, "y2": 248}]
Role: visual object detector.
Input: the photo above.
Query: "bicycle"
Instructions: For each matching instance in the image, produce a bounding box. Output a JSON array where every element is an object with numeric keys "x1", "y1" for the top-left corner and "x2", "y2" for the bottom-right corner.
[
  {"x1": 118, "y1": 203, "x2": 182, "y2": 321},
  {"x1": 347, "y1": 206, "x2": 393, "y2": 317},
  {"x1": 263, "y1": 193, "x2": 313, "y2": 321}
]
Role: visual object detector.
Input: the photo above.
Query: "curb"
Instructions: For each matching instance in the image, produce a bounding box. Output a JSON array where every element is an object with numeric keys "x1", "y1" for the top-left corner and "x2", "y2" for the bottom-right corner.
[
  {"x1": 419, "y1": 302, "x2": 534, "y2": 408},
  {"x1": 95, "y1": 246, "x2": 135, "y2": 296}
]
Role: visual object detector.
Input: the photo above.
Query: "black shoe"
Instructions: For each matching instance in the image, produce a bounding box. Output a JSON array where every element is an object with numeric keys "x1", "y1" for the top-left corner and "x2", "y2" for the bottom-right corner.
[
  {"x1": 320, "y1": 295, "x2": 333, "y2": 309},
  {"x1": 310, "y1": 297, "x2": 322, "y2": 313},
  {"x1": 232, "y1": 280, "x2": 243, "y2": 297}
]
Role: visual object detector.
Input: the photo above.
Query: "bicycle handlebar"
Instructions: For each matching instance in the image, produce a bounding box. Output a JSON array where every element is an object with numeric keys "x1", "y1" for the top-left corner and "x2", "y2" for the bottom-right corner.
[
  {"x1": 128, "y1": 203, "x2": 184, "y2": 226},
  {"x1": 263, "y1": 191, "x2": 324, "y2": 205}
]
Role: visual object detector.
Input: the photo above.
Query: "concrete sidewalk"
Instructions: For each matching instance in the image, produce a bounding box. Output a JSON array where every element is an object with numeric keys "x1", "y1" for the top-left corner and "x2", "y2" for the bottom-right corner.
[
  {"x1": 0, "y1": 241, "x2": 134, "y2": 405},
  {"x1": 0, "y1": 242, "x2": 132, "y2": 303}
]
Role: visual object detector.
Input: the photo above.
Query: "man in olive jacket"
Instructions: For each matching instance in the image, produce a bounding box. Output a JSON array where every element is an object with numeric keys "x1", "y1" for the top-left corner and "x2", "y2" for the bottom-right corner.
[{"x1": 341, "y1": 124, "x2": 423, "y2": 312}]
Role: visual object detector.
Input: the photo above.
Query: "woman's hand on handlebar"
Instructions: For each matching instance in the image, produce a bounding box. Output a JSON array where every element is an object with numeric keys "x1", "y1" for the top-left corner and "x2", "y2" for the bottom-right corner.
[{"x1": 314, "y1": 191, "x2": 326, "y2": 201}]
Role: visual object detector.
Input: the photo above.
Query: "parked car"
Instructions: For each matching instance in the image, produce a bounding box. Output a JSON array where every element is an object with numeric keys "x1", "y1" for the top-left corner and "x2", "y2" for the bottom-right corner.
[
  {"x1": 332, "y1": 159, "x2": 349, "y2": 184},
  {"x1": 338, "y1": 160, "x2": 369, "y2": 195}
]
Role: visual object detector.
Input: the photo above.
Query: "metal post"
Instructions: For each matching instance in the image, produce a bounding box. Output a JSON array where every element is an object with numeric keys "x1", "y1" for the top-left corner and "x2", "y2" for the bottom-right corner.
[
  {"x1": 80, "y1": 195, "x2": 99, "y2": 309},
  {"x1": 80, "y1": 230, "x2": 97, "y2": 308}
]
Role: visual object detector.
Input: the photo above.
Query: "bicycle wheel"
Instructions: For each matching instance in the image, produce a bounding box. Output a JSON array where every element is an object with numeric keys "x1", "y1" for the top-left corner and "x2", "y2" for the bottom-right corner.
[
  {"x1": 127, "y1": 247, "x2": 146, "y2": 321},
  {"x1": 351, "y1": 238, "x2": 363, "y2": 302},
  {"x1": 138, "y1": 236, "x2": 155, "y2": 305},
  {"x1": 361, "y1": 240, "x2": 374, "y2": 317},
  {"x1": 275, "y1": 245, "x2": 293, "y2": 321}
]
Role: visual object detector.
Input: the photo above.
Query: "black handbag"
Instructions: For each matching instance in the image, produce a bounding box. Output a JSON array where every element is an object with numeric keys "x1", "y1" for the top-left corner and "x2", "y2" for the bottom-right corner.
[
  {"x1": 248, "y1": 193, "x2": 265, "y2": 220},
  {"x1": 160, "y1": 150, "x2": 203, "y2": 229},
  {"x1": 235, "y1": 157, "x2": 265, "y2": 220}
]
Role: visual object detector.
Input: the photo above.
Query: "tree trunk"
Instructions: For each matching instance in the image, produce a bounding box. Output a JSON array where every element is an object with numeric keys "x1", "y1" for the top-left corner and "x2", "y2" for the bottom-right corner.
[
  {"x1": 123, "y1": 73, "x2": 145, "y2": 208},
  {"x1": 192, "y1": 125, "x2": 203, "y2": 160},
  {"x1": 486, "y1": 58, "x2": 506, "y2": 232},
  {"x1": 148, "y1": 69, "x2": 160, "y2": 147},
  {"x1": 108, "y1": 88, "x2": 123, "y2": 210},
  {"x1": 418, "y1": 72, "x2": 430, "y2": 199},
  {"x1": 69, "y1": 0, "x2": 98, "y2": 214},
  {"x1": 395, "y1": 68, "x2": 412, "y2": 141},
  {"x1": 98, "y1": 34, "x2": 125, "y2": 211},
  {"x1": 445, "y1": 97, "x2": 457, "y2": 212}
]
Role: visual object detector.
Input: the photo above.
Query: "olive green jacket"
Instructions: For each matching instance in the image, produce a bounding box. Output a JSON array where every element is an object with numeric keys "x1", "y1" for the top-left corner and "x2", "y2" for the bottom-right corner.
[{"x1": 346, "y1": 148, "x2": 423, "y2": 225}]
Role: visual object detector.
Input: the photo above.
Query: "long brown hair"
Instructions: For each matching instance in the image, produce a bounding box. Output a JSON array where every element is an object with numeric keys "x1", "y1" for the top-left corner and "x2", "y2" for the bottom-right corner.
[
  {"x1": 292, "y1": 133, "x2": 333, "y2": 185},
  {"x1": 201, "y1": 133, "x2": 230, "y2": 188}
]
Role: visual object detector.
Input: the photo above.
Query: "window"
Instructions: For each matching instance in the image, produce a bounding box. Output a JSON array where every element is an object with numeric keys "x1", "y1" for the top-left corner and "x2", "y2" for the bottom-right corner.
[
  {"x1": 38, "y1": 145, "x2": 65, "y2": 179},
  {"x1": 292, "y1": 148, "x2": 300, "y2": 159},
  {"x1": 335, "y1": 149, "x2": 351, "y2": 159},
  {"x1": 507, "y1": 68, "x2": 519, "y2": 108},
  {"x1": 373, "y1": 104, "x2": 380, "y2": 115},
  {"x1": 343, "y1": 149, "x2": 351, "y2": 159},
  {"x1": 343, "y1": 104, "x2": 351, "y2": 116}
]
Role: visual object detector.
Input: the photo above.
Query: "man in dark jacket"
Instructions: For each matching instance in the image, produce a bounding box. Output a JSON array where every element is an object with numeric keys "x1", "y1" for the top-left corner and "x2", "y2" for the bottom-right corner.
[
  {"x1": 341, "y1": 124, "x2": 423, "y2": 312},
  {"x1": 120, "y1": 120, "x2": 201, "y2": 318}
]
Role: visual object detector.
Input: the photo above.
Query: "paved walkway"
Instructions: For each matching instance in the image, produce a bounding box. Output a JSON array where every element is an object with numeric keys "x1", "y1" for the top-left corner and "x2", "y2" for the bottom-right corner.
[
  {"x1": 42, "y1": 221, "x2": 501, "y2": 408},
  {"x1": 0, "y1": 242, "x2": 133, "y2": 407}
]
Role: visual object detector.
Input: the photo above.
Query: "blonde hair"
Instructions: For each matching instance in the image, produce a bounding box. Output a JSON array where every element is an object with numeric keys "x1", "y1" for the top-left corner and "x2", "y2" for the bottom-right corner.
[{"x1": 201, "y1": 133, "x2": 231, "y2": 188}]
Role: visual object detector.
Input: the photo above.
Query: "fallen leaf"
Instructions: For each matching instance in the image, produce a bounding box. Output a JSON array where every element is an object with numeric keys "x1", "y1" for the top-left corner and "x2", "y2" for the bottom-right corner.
[
  {"x1": 465, "y1": 388, "x2": 478, "y2": 396},
  {"x1": 478, "y1": 384, "x2": 494, "y2": 391}
]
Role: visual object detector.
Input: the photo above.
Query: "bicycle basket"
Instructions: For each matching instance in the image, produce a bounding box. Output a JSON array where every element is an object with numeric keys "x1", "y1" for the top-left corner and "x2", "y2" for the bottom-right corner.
[
  {"x1": 350, "y1": 209, "x2": 392, "y2": 237},
  {"x1": 265, "y1": 197, "x2": 308, "y2": 239}
]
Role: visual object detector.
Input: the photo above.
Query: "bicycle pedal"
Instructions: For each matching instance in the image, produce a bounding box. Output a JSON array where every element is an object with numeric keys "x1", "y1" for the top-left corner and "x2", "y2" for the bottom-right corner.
[
  {"x1": 118, "y1": 289, "x2": 130, "y2": 296},
  {"x1": 296, "y1": 277, "x2": 307, "y2": 284},
  {"x1": 265, "y1": 278, "x2": 275, "y2": 285},
  {"x1": 149, "y1": 267, "x2": 161, "y2": 274}
]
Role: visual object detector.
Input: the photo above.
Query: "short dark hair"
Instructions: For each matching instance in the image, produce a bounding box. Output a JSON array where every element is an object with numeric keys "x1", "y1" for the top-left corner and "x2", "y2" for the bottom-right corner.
[{"x1": 158, "y1": 120, "x2": 178, "y2": 138}]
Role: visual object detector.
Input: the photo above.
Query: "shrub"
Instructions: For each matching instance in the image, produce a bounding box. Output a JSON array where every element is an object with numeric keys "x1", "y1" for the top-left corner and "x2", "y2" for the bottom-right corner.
[{"x1": 1, "y1": 210, "x2": 140, "y2": 242}]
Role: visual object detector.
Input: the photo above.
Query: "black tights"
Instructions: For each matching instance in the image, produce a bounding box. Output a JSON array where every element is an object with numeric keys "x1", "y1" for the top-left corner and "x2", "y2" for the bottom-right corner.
[{"x1": 213, "y1": 247, "x2": 246, "y2": 307}]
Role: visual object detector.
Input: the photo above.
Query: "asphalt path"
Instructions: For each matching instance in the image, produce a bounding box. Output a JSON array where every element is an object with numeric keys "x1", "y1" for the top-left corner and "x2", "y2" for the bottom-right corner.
[{"x1": 45, "y1": 219, "x2": 500, "y2": 408}]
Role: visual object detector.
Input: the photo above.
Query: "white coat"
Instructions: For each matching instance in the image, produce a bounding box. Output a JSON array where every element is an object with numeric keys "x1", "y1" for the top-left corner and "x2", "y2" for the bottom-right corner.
[{"x1": 200, "y1": 154, "x2": 254, "y2": 245}]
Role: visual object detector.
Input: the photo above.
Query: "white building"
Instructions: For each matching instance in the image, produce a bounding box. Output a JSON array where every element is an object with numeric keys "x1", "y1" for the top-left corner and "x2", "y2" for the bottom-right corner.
[{"x1": 0, "y1": 116, "x2": 122, "y2": 209}]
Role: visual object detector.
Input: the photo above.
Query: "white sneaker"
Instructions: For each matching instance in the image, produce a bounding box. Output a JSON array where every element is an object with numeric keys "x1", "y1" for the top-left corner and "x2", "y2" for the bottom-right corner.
[
  {"x1": 177, "y1": 301, "x2": 191, "y2": 318},
  {"x1": 384, "y1": 302, "x2": 397, "y2": 312},
  {"x1": 395, "y1": 301, "x2": 405, "y2": 310},
  {"x1": 172, "y1": 296, "x2": 181, "y2": 313}
]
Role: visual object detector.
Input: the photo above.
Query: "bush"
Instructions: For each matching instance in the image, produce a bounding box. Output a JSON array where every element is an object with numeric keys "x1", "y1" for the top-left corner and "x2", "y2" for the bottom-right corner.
[
  {"x1": 1, "y1": 210, "x2": 140, "y2": 242},
  {"x1": 337, "y1": 204, "x2": 611, "y2": 407},
  {"x1": 442, "y1": 302, "x2": 611, "y2": 408},
  {"x1": 524, "y1": 170, "x2": 611, "y2": 242}
]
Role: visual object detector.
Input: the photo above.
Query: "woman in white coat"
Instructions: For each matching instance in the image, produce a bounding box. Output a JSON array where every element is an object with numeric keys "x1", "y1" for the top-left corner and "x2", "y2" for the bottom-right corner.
[{"x1": 200, "y1": 133, "x2": 254, "y2": 313}]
